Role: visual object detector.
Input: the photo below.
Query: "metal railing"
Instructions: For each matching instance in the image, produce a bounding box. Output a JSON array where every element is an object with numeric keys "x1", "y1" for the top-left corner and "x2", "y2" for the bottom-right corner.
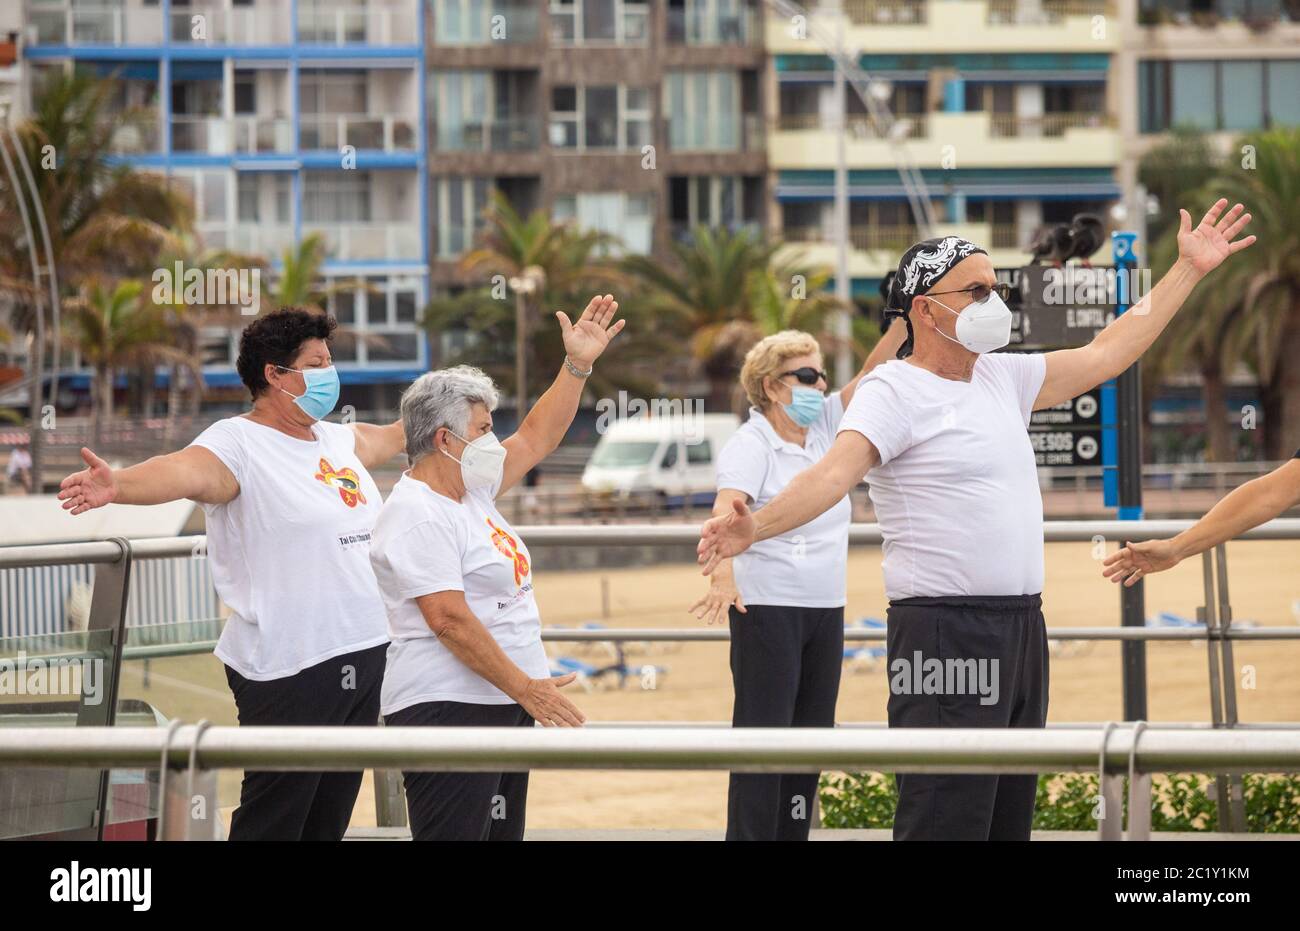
[
  {"x1": 2, "y1": 518, "x2": 1299, "y2": 839},
  {"x1": 3, "y1": 724, "x2": 1297, "y2": 840}
]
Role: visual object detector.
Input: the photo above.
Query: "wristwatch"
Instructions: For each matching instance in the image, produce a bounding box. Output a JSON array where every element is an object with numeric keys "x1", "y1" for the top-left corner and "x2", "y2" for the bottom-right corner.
[{"x1": 564, "y1": 356, "x2": 593, "y2": 379}]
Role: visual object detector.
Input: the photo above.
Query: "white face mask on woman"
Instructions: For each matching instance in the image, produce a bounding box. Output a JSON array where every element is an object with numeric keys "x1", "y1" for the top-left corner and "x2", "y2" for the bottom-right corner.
[
  {"x1": 928, "y1": 290, "x2": 1013, "y2": 354},
  {"x1": 442, "y1": 429, "x2": 506, "y2": 491}
]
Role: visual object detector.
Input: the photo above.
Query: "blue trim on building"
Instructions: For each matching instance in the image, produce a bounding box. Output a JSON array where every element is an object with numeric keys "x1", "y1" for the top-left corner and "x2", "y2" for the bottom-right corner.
[{"x1": 29, "y1": 2, "x2": 429, "y2": 390}]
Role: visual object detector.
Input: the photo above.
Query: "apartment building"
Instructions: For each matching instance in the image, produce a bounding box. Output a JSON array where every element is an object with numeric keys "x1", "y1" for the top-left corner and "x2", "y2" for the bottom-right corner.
[
  {"x1": 1118, "y1": 0, "x2": 1300, "y2": 189},
  {"x1": 23, "y1": 0, "x2": 428, "y2": 411},
  {"x1": 425, "y1": 1, "x2": 768, "y2": 325},
  {"x1": 764, "y1": 0, "x2": 1124, "y2": 295}
]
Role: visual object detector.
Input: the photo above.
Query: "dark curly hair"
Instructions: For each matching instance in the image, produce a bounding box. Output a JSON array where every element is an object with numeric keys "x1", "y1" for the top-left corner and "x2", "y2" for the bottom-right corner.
[{"x1": 236, "y1": 308, "x2": 337, "y2": 398}]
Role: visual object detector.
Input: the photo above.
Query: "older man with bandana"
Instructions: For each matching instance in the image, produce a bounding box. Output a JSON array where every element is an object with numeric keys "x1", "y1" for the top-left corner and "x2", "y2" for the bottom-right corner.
[{"x1": 698, "y1": 199, "x2": 1255, "y2": 840}]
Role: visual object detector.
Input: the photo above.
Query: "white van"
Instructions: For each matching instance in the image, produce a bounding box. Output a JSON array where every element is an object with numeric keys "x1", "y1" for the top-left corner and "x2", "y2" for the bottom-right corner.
[{"x1": 581, "y1": 414, "x2": 740, "y2": 506}]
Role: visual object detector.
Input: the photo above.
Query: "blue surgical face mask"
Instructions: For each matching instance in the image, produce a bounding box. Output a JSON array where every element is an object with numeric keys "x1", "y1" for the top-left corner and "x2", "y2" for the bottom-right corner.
[
  {"x1": 278, "y1": 364, "x2": 340, "y2": 421},
  {"x1": 783, "y1": 384, "x2": 824, "y2": 427}
]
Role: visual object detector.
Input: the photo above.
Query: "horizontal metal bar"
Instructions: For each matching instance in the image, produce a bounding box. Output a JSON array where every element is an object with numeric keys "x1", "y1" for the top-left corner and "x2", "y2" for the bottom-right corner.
[
  {"x1": 2, "y1": 725, "x2": 1298, "y2": 775},
  {"x1": 7, "y1": 624, "x2": 1299, "y2": 668},
  {"x1": 4, "y1": 518, "x2": 1299, "y2": 568}
]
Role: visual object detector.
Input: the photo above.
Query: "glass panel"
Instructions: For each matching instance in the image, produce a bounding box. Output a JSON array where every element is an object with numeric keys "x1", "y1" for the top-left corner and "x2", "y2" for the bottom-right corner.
[
  {"x1": 1267, "y1": 61, "x2": 1300, "y2": 126},
  {"x1": 585, "y1": 86, "x2": 618, "y2": 148},
  {"x1": 1170, "y1": 61, "x2": 1216, "y2": 130},
  {"x1": 1220, "y1": 61, "x2": 1264, "y2": 131}
]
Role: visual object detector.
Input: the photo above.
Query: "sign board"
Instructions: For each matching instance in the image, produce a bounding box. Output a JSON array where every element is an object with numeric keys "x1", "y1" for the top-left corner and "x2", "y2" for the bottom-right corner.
[
  {"x1": 1028, "y1": 428, "x2": 1103, "y2": 468},
  {"x1": 1029, "y1": 390, "x2": 1101, "y2": 428},
  {"x1": 997, "y1": 265, "x2": 1125, "y2": 350}
]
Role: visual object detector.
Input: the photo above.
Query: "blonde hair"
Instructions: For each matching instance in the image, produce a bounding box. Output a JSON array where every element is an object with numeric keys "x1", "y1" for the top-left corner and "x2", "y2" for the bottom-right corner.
[{"x1": 739, "y1": 330, "x2": 823, "y2": 409}]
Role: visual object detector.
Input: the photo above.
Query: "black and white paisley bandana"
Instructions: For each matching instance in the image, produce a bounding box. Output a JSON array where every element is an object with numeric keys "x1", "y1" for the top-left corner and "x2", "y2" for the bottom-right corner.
[{"x1": 883, "y1": 236, "x2": 987, "y2": 358}]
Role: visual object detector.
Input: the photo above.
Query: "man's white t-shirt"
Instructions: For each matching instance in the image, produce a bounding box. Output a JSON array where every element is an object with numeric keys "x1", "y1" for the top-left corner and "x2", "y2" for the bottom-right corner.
[
  {"x1": 370, "y1": 472, "x2": 550, "y2": 714},
  {"x1": 715, "y1": 394, "x2": 851, "y2": 608},
  {"x1": 838, "y1": 352, "x2": 1048, "y2": 601},
  {"x1": 189, "y1": 416, "x2": 389, "y2": 680}
]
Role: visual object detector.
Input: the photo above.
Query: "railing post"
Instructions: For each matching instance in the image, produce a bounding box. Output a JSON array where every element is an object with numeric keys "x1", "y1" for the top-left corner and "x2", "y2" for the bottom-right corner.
[
  {"x1": 1124, "y1": 722, "x2": 1151, "y2": 840},
  {"x1": 1096, "y1": 722, "x2": 1123, "y2": 841},
  {"x1": 1214, "y1": 544, "x2": 1247, "y2": 832},
  {"x1": 373, "y1": 717, "x2": 408, "y2": 830},
  {"x1": 1198, "y1": 549, "x2": 1234, "y2": 832},
  {"x1": 65, "y1": 536, "x2": 133, "y2": 840}
]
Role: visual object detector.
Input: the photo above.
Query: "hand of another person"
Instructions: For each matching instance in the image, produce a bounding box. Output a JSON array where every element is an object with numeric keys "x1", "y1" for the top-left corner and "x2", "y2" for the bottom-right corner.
[
  {"x1": 1101, "y1": 539, "x2": 1182, "y2": 586},
  {"x1": 689, "y1": 575, "x2": 747, "y2": 626},
  {"x1": 698, "y1": 497, "x2": 758, "y2": 575}
]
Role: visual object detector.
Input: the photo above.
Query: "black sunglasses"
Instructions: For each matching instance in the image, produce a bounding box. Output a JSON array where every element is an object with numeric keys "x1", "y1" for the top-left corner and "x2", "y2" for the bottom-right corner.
[
  {"x1": 780, "y1": 367, "x2": 828, "y2": 386},
  {"x1": 926, "y1": 281, "x2": 1012, "y2": 304}
]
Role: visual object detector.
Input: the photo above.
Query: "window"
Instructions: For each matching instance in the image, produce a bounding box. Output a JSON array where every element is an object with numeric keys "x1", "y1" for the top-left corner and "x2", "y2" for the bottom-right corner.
[
  {"x1": 549, "y1": 85, "x2": 651, "y2": 151},
  {"x1": 328, "y1": 276, "x2": 424, "y2": 366},
  {"x1": 303, "y1": 171, "x2": 371, "y2": 223},
  {"x1": 660, "y1": 442, "x2": 679, "y2": 468},
  {"x1": 685, "y1": 439, "x2": 712, "y2": 465},
  {"x1": 431, "y1": 71, "x2": 491, "y2": 150},
  {"x1": 670, "y1": 176, "x2": 751, "y2": 233},
  {"x1": 550, "y1": 0, "x2": 649, "y2": 45},
  {"x1": 233, "y1": 72, "x2": 256, "y2": 115},
  {"x1": 553, "y1": 192, "x2": 654, "y2": 255},
  {"x1": 1140, "y1": 58, "x2": 1300, "y2": 133},
  {"x1": 433, "y1": 176, "x2": 492, "y2": 258},
  {"x1": 299, "y1": 70, "x2": 367, "y2": 114},
  {"x1": 665, "y1": 71, "x2": 741, "y2": 151},
  {"x1": 434, "y1": 0, "x2": 540, "y2": 44}
]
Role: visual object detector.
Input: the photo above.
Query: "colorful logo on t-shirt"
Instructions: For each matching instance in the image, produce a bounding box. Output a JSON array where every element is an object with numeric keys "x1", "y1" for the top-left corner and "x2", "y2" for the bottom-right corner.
[
  {"x1": 315, "y1": 457, "x2": 367, "y2": 508},
  {"x1": 486, "y1": 517, "x2": 530, "y2": 587}
]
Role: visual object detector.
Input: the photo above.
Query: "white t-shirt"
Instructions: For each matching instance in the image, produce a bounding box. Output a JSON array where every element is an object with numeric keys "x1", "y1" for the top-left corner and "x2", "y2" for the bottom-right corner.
[
  {"x1": 838, "y1": 353, "x2": 1048, "y2": 601},
  {"x1": 715, "y1": 393, "x2": 851, "y2": 608},
  {"x1": 190, "y1": 416, "x2": 389, "y2": 680},
  {"x1": 370, "y1": 472, "x2": 550, "y2": 713}
]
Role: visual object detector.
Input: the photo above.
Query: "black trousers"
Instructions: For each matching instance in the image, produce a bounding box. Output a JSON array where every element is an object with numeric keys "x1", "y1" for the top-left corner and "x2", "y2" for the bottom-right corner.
[
  {"x1": 886, "y1": 594, "x2": 1049, "y2": 841},
  {"x1": 223, "y1": 642, "x2": 387, "y2": 841},
  {"x1": 726, "y1": 604, "x2": 844, "y2": 841},
  {"x1": 383, "y1": 700, "x2": 536, "y2": 841}
]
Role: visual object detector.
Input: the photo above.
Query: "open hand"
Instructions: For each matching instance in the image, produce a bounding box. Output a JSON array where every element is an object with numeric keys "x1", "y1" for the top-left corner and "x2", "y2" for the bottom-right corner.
[
  {"x1": 518, "y1": 673, "x2": 586, "y2": 727},
  {"x1": 1101, "y1": 539, "x2": 1182, "y2": 586},
  {"x1": 557, "y1": 294, "x2": 624, "y2": 370},
  {"x1": 1177, "y1": 198, "x2": 1255, "y2": 276},
  {"x1": 57, "y1": 447, "x2": 118, "y2": 515},
  {"x1": 697, "y1": 498, "x2": 758, "y2": 575},
  {"x1": 689, "y1": 577, "x2": 746, "y2": 626}
]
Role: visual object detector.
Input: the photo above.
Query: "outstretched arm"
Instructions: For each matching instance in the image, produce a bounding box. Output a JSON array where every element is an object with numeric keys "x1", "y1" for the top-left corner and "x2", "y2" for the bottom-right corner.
[
  {"x1": 1035, "y1": 199, "x2": 1255, "y2": 410},
  {"x1": 351, "y1": 421, "x2": 405, "y2": 471},
  {"x1": 58, "y1": 446, "x2": 238, "y2": 513},
  {"x1": 698, "y1": 430, "x2": 878, "y2": 574},
  {"x1": 500, "y1": 294, "x2": 623, "y2": 495},
  {"x1": 1103, "y1": 457, "x2": 1300, "y2": 585}
]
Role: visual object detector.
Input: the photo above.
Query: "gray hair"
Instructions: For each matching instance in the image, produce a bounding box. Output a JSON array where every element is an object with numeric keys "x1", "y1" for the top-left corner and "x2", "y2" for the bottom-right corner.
[{"x1": 401, "y1": 365, "x2": 500, "y2": 465}]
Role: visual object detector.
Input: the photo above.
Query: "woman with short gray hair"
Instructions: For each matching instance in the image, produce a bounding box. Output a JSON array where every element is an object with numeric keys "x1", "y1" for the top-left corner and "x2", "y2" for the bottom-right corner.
[{"x1": 369, "y1": 294, "x2": 624, "y2": 841}]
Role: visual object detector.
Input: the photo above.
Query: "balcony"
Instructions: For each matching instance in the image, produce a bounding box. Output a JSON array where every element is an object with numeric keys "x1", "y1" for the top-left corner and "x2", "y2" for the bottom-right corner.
[
  {"x1": 297, "y1": 2, "x2": 419, "y2": 46},
  {"x1": 765, "y1": 0, "x2": 1117, "y2": 52},
  {"x1": 769, "y1": 110, "x2": 1118, "y2": 169},
  {"x1": 551, "y1": 2, "x2": 650, "y2": 45},
  {"x1": 434, "y1": 116, "x2": 540, "y2": 153},
  {"x1": 109, "y1": 120, "x2": 162, "y2": 154},
  {"x1": 302, "y1": 221, "x2": 422, "y2": 261},
  {"x1": 209, "y1": 223, "x2": 297, "y2": 256},
  {"x1": 299, "y1": 114, "x2": 417, "y2": 152},
  {"x1": 666, "y1": 4, "x2": 759, "y2": 45},
  {"x1": 171, "y1": 116, "x2": 295, "y2": 154},
  {"x1": 27, "y1": 3, "x2": 164, "y2": 46},
  {"x1": 167, "y1": 1, "x2": 293, "y2": 45},
  {"x1": 431, "y1": 0, "x2": 540, "y2": 45},
  {"x1": 662, "y1": 113, "x2": 765, "y2": 153}
]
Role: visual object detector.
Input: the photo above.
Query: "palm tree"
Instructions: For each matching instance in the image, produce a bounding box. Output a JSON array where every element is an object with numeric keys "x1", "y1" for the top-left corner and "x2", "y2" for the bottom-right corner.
[
  {"x1": 64, "y1": 280, "x2": 200, "y2": 446},
  {"x1": 1202, "y1": 127, "x2": 1300, "y2": 460},
  {"x1": 428, "y1": 193, "x2": 663, "y2": 407},
  {"x1": 624, "y1": 226, "x2": 850, "y2": 413},
  {"x1": 151, "y1": 232, "x2": 267, "y2": 437},
  {"x1": 0, "y1": 67, "x2": 191, "y2": 490}
]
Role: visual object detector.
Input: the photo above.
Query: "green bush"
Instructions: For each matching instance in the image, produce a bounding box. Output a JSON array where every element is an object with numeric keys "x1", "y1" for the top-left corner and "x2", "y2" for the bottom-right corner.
[{"x1": 818, "y1": 771, "x2": 1300, "y2": 833}]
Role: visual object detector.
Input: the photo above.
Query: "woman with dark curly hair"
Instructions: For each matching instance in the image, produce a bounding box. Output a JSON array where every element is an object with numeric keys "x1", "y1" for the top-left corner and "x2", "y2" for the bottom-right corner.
[{"x1": 58, "y1": 306, "x2": 406, "y2": 841}]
